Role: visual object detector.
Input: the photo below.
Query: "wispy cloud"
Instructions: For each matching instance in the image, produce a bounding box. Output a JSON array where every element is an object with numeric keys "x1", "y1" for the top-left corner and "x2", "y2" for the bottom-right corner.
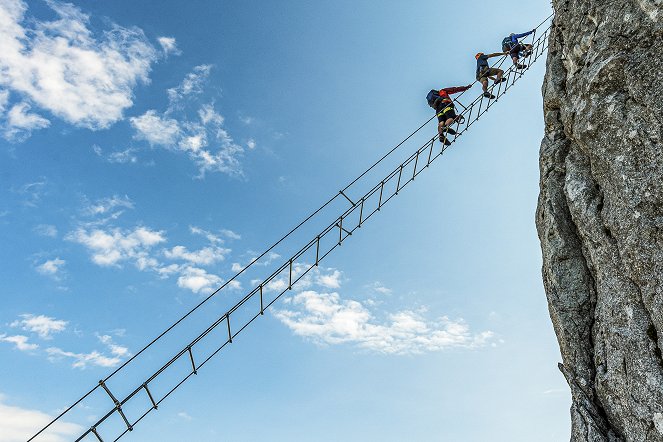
[
  {"x1": 130, "y1": 66, "x2": 246, "y2": 177},
  {"x1": 369, "y1": 281, "x2": 392, "y2": 295},
  {"x1": 167, "y1": 65, "x2": 212, "y2": 106},
  {"x1": 177, "y1": 412, "x2": 193, "y2": 422},
  {"x1": 269, "y1": 265, "x2": 494, "y2": 355},
  {"x1": 35, "y1": 258, "x2": 66, "y2": 279},
  {"x1": 34, "y1": 224, "x2": 58, "y2": 238},
  {"x1": 45, "y1": 333, "x2": 131, "y2": 369},
  {"x1": 276, "y1": 291, "x2": 493, "y2": 355},
  {"x1": 158, "y1": 36, "x2": 181, "y2": 57},
  {"x1": 83, "y1": 195, "x2": 134, "y2": 217},
  {"x1": 97, "y1": 334, "x2": 130, "y2": 358},
  {"x1": 4, "y1": 102, "x2": 50, "y2": 141},
  {"x1": 0, "y1": 395, "x2": 82, "y2": 442},
  {"x1": 11, "y1": 314, "x2": 67, "y2": 339},
  {"x1": 164, "y1": 245, "x2": 231, "y2": 266},
  {"x1": 0, "y1": 0, "x2": 157, "y2": 140},
  {"x1": 14, "y1": 179, "x2": 47, "y2": 208},
  {"x1": 232, "y1": 251, "x2": 280, "y2": 273},
  {"x1": 0, "y1": 334, "x2": 38, "y2": 351},
  {"x1": 93, "y1": 145, "x2": 138, "y2": 164},
  {"x1": 45, "y1": 347, "x2": 122, "y2": 369}
]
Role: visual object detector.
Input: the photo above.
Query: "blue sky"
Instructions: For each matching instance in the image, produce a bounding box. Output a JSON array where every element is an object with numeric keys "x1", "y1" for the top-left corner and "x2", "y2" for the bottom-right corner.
[{"x1": 0, "y1": 1, "x2": 569, "y2": 441}]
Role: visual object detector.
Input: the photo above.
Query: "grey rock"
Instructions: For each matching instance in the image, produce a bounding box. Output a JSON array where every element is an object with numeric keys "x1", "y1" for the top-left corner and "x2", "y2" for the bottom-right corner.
[{"x1": 536, "y1": 1, "x2": 663, "y2": 441}]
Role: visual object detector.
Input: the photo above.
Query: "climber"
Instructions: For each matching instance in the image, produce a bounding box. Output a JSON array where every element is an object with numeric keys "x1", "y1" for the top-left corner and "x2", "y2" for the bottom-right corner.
[
  {"x1": 426, "y1": 85, "x2": 472, "y2": 145},
  {"x1": 502, "y1": 30, "x2": 535, "y2": 69},
  {"x1": 475, "y1": 52, "x2": 506, "y2": 99}
]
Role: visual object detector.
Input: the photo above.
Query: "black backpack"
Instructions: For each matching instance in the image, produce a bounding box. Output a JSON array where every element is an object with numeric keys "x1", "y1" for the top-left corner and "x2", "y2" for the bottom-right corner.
[{"x1": 426, "y1": 89, "x2": 440, "y2": 108}]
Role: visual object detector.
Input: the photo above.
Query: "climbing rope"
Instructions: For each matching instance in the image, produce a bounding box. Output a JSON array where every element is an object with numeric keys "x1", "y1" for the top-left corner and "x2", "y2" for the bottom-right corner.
[{"x1": 29, "y1": 14, "x2": 554, "y2": 442}]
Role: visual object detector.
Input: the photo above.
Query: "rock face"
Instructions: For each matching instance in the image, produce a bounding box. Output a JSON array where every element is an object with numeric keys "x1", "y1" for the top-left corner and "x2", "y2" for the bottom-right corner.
[{"x1": 536, "y1": 1, "x2": 663, "y2": 440}]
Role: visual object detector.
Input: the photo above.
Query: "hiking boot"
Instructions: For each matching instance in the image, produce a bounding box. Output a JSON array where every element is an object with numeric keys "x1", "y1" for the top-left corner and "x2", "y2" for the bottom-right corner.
[
  {"x1": 494, "y1": 78, "x2": 507, "y2": 84},
  {"x1": 483, "y1": 92, "x2": 496, "y2": 99},
  {"x1": 439, "y1": 135, "x2": 452, "y2": 146},
  {"x1": 516, "y1": 63, "x2": 527, "y2": 69},
  {"x1": 444, "y1": 127, "x2": 457, "y2": 135}
]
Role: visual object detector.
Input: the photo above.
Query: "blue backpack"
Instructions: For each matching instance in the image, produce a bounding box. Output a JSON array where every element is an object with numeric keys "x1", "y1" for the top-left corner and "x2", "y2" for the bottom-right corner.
[{"x1": 426, "y1": 89, "x2": 440, "y2": 108}]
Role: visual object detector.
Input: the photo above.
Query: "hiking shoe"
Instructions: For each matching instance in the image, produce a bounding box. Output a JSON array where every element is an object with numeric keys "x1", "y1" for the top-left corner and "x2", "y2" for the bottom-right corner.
[
  {"x1": 494, "y1": 78, "x2": 507, "y2": 84},
  {"x1": 439, "y1": 136, "x2": 452, "y2": 146},
  {"x1": 517, "y1": 63, "x2": 527, "y2": 69},
  {"x1": 483, "y1": 92, "x2": 496, "y2": 99},
  {"x1": 445, "y1": 128, "x2": 457, "y2": 135}
]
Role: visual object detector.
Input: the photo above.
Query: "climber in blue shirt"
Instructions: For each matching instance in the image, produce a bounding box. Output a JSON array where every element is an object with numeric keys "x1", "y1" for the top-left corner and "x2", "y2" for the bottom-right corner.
[{"x1": 502, "y1": 30, "x2": 535, "y2": 69}]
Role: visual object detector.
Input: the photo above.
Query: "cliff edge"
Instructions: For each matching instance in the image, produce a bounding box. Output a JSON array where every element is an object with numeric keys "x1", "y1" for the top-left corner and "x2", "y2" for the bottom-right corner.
[{"x1": 536, "y1": 1, "x2": 663, "y2": 440}]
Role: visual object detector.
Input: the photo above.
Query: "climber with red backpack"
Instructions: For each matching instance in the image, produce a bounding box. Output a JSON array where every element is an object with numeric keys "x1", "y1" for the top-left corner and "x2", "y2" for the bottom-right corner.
[
  {"x1": 426, "y1": 85, "x2": 472, "y2": 145},
  {"x1": 502, "y1": 30, "x2": 535, "y2": 69}
]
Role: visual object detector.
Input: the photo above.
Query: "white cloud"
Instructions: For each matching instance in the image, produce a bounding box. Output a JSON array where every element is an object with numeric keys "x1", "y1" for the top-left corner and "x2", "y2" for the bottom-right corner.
[
  {"x1": 157, "y1": 36, "x2": 181, "y2": 57},
  {"x1": 0, "y1": 90, "x2": 9, "y2": 113},
  {"x1": 189, "y1": 226, "x2": 222, "y2": 244},
  {"x1": 177, "y1": 412, "x2": 193, "y2": 421},
  {"x1": 36, "y1": 258, "x2": 66, "y2": 278},
  {"x1": 34, "y1": 224, "x2": 58, "y2": 238},
  {"x1": 67, "y1": 226, "x2": 165, "y2": 267},
  {"x1": 4, "y1": 102, "x2": 50, "y2": 141},
  {"x1": 46, "y1": 347, "x2": 121, "y2": 369},
  {"x1": 220, "y1": 229, "x2": 241, "y2": 240},
  {"x1": 368, "y1": 282, "x2": 392, "y2": 295},
  {"x1": 109, "y1": 148, "x2": 137, "y2": 163},
  {"x1": 10, "y1": 314, "x2": 67, "y2": 339},
  {"x1": 316, "y1": 269, "x2": 342, "y2": 289},
  {"x1": 198, "y1": 104, "x2": 224, "y2": 126},
  {"x1": 247, "y1": 138, "x2": 256, "y2": 150},
  {"x1": 0, "y1": 334, "x2": 38, "y2": 351},
  {"x1": 275, "y1": 291, "x2": 493, "y2": 355},
  {"x1": 164, "y1": 245, "x2": 231, "y2": 265},
  {"x1": 84, "y1": 195, "x2": 133, "y2": 217},
  {"x1": 0, "y1": 395, "x2": 82, "y2": 442},
  {"x1": 97, "y1": 334, "x2": 130, "y2": 358},
  {"x1": 167, "y1": 65, "x2": 212, "y2": 105},
  {"x1": 129, "y1": 66, "x2": 246, "y2": 177},
  {"x1": 95, "y1": 146, "x2": 138, "y2": 164},
  {"x1": 0, "y1": 0, "x2": 156, "y2": 136},
  {"x1": 130, "y1": 110, "x2": 181, "y2": 146},
  {"x1": 177, "y1": 267, "x2": 222, "y2": 294}
]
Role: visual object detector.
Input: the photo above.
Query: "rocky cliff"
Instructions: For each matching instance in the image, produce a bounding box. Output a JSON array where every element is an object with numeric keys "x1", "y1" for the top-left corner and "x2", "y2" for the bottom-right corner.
[{"x1": 536, "y1": 1, "x2": 663, "y2": 440}]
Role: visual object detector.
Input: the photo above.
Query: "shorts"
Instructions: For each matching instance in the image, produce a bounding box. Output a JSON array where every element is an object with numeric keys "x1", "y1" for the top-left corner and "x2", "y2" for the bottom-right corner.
[
  {"x1": 509, "y1": 43, "x2": 523, "y2": 58},
  {"x1": 477, "y1": 68, "x2": 501, "y2": 81},
  {"x1": 437, "y1": 105, "x2": 457, "y2": 122}
]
